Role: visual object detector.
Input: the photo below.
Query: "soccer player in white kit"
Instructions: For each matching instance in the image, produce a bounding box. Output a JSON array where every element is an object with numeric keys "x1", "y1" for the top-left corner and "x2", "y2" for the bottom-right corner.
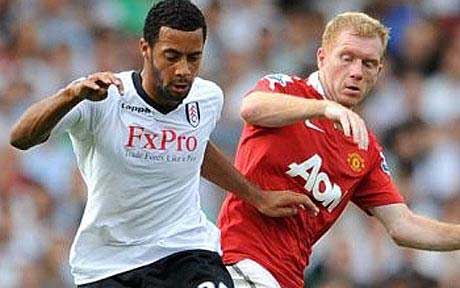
[{"x1": 9, "y1": 1, "x2": 316, "y2": 287}]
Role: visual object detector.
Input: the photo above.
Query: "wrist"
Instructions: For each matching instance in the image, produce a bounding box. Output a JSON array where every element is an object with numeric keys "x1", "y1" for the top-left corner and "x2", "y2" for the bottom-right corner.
[
  {"x1": 306, "y1": 99, "x2": 330, "y2": 119},
  {"x1": 249, "y1": 187, "x2": 267, "y2": 211},
  {"x1": 59, "y1": 86, "x2": 85, "y2": 104}
]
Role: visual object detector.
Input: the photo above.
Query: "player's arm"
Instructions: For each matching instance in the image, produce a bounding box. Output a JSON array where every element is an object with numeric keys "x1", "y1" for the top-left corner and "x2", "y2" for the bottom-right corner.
[
  {"x1": 10, "y1": 72, "x2": 123, "y2": 150},
  {"x1": 201, "y1": 141, "x2": 319, "y2": 217},
  {"x1": 371, "y1": 203, "x2": 460, "y2": 251},
  {"x1": 241, "y1": 91, "x2": 369, "y2": 149}
]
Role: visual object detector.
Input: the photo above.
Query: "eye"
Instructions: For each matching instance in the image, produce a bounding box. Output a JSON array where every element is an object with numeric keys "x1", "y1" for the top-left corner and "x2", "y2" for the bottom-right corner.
[
  {"x1": 165, "y1": 52, "x2": 180, "y2": 62},
  {"x1": 341, "y1": 54, "x2": 353, "y2": 63},
  {"x1": 363, "y1": 60, "x2": 377, "y2": 69},
  {"x1": 188, "y1": 54, "x2": 202, "y2": 62}
]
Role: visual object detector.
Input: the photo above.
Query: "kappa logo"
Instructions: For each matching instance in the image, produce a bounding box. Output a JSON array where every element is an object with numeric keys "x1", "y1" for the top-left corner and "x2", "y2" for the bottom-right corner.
[
  {"x1": 121, "y1": 102, "x2": 152, "y2": 114},
  {"x1": 305, "y1": 119, "x2": 325, "y2": 133},
  {"x1": 186, "y1": 102, "x2": 200, "y2": 128}
]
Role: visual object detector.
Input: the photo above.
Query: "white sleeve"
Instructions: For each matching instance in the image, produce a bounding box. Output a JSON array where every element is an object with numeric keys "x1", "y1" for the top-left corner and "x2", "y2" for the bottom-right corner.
[
  {"x1": 50, "y1": 99, "x2": 94, "y2": 139},
  {"x1": 50, "y1": 77, "x2": 86, "y2": 137},
  {"x1": 50, "y1": 77, "x2": 110, "y2": 139}
]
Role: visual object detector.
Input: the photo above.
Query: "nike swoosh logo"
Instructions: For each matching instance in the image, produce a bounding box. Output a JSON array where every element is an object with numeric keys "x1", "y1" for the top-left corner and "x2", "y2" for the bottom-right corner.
[{"x1": 305, "y1": 119, "x2": 325, "y2": 133}]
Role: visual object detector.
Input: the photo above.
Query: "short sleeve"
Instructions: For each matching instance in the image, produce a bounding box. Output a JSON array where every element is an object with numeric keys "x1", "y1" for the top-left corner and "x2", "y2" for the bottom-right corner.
[
  {"x1": 52, "y1": 100, "x2": 98, "y2": 140},
  {"x1": 50, "y1": 78, "x2": 105, "y2": 140},
  {"x1": 50, "y1": 77, "x2": 114, "y2": 139},
  {"x1": 352, "y1": 147, "x2": 404, "y2": 213},
  {"x1": 248, "y1": 74, "x2": 297, "y2": 95}
]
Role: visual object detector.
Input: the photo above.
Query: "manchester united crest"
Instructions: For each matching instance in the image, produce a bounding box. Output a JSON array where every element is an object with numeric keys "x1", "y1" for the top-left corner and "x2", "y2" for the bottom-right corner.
[
  {"x1": 185, "y1": 102, "x2": 200, "y2": 128},
  {"x1": 347, "y1": 152, "x2": 365, "y2": 173}
]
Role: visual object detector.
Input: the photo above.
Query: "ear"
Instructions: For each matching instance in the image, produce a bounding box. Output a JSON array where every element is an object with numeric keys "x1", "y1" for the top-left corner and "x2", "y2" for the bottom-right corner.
[
  {"x1": 377, "y1": 62, "x2": 384, "y2": 75},
  {"x1": 139, "y1": 38, "x2": 150, "y2": 61},
  {"x1": 317, "y1": 47, "x2": 325, "y2": 70}
]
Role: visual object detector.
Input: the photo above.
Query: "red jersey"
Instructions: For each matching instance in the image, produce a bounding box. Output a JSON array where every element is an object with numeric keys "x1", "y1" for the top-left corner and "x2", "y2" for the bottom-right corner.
[{"x1": 218, "y1": 72, "x2": 404, "y2": 288}]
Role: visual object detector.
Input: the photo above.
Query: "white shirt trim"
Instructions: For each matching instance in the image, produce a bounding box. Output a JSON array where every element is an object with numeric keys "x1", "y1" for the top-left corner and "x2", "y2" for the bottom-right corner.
[{"x1": 306, "y1": 71, "x2": 327, "y2": 99}]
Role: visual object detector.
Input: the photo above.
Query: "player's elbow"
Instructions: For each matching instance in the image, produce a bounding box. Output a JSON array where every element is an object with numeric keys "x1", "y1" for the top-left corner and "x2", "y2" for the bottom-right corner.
[
  {"x1": 9, "y1": 127, "x2": 41, "y2": 150},
  {"x1": 10, "y1": 134, "x2": 32, "y2": 150},
  {"x1": 386, "y1": 220, "x2": 413, "y2": 248},
  {"x1": 389, "y1": 231, "x2": 410, "y2": 247},
  {"x1": 240, "y1": 93, "x2": 263, "y2": 125},
  {"x1": 9, "y1": 128, "x2": 28, "y2": 150},
  {"x1": 240, "y1": 104, "x2": 256, "y2": 124}
]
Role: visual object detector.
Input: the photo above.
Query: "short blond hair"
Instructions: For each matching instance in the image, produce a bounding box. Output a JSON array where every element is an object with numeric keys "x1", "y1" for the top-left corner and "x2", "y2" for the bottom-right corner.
[{"x1": 322, "y1": 12, "x2": 389, "y2": 54}]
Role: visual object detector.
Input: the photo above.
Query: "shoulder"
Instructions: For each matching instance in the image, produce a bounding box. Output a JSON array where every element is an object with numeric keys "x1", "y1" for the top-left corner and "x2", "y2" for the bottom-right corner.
[
  {"x1": 193, "y1": 77, "x2": 223, "y2": 94},
  {"x1": 367, "y1": 130, "x2": 391, "y2": 171},
  {"x1": 115, "y1": 70, "x2": 136, "y2": 88},
  {"x1": 260, "y1": 73, "x2": 304, "y2": 90},
  {"x1": 367, "y1": 131, "x2": 382, "y2": 152},
  {"x1": 104, "y1": 70, "x2": 136, "y2": 100},
  {"x1": 254, "y1": 73, "x2": 320, "y2": 100},
  {"x1": 190, "y1": 77, "x2": 224, "y2": 101}
]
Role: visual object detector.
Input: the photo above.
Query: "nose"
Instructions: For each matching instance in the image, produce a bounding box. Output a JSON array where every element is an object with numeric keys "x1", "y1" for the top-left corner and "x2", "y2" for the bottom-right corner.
[
  {"x1": 175, "y1": 58, "x2": 191, "y2": 78},
  {"x1": 349, "y1": 60, "x2": 363, "y2": 81}
]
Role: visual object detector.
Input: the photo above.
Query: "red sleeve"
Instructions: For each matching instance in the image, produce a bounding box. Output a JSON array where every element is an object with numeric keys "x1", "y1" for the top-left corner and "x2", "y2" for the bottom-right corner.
[
  {"x1": 352, "y1": 140, "x2": 404, "y2": 213},
  {"x1": 246, "y1": 74, "x2": 300, "y2": 96}
]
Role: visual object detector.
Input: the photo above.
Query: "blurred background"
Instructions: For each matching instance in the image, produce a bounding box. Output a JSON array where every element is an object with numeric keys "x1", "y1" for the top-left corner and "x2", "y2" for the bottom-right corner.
[{"x1": 1, "y1": 0, "x2": 460, "y2": 287}]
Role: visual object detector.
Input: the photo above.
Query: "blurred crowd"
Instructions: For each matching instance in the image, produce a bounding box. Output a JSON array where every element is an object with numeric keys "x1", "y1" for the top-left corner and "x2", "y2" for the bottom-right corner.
[{"x1": 1, "y1": 0, "x2": 460, "y2": 287}]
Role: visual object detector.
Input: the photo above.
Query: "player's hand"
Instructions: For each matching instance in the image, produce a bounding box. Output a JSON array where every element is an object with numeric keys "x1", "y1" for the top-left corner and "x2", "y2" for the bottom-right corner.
[
  {"x1": 255, "y1": 190, "x2": 319, "y2": 217},
  {"x1": 322, "y1": 100, "x2": 369, "y2": 150},
  {"x1": 68, "y1": 72, "x2": 124, "y2": 102}
]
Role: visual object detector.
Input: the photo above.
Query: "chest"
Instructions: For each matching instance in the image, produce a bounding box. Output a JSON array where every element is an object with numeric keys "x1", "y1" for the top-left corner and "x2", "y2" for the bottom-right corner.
[
  {"x1": 94, "y1": 99, "x2": 213, "y2": 175},
  {"x1": 256, "y1": 118, "x2": 374, "y2": 199}
]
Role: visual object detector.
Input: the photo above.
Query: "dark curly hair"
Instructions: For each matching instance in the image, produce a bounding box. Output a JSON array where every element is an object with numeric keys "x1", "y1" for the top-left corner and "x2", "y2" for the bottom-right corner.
[{"x1": 143, "y1": 0, "x2": 207, "y2": 46}]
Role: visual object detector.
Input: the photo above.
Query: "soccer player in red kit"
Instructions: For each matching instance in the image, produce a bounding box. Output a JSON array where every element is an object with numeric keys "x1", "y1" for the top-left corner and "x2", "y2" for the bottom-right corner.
[{"x1": 218, "y1": 12, "x2": 460, "y2": 288}]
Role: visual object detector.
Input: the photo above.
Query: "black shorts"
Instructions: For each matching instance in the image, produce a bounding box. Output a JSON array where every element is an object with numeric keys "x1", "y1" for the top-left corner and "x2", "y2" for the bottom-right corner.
[{"x1": 77, "y1": 249, "x2": 234, "y2": 288}]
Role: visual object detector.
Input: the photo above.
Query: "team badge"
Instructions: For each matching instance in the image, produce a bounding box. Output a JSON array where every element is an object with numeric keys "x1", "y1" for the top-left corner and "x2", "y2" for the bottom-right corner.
[
  {"x1": 263, "y1": 74, "x2": 294, "y2": 90},
  {"x1": 347, "y1": 152, "x2": 365, "y2": 173},
  {"x1": 185, "y1": 101, "x2": 200, "y2": 128}
]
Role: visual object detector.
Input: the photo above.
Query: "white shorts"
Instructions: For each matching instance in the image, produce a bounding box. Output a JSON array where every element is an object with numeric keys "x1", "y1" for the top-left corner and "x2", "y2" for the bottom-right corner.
[{"x1": 226, "y1": 259, "x2": 281, "y2": 288}]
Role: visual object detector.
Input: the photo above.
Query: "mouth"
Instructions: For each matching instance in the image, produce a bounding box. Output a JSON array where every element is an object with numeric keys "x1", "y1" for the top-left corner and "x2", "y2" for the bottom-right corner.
[
  {"x1": 170, "y1": 83, "x2": 190, "y2": 95},
  {"x1": 343, "y1": 85, "x2": 361, "y2": 96}
]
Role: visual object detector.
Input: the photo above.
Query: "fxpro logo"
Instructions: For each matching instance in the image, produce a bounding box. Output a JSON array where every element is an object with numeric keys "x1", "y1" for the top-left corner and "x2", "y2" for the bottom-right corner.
[
  {"x1": 121, "y1": 102, "x2": 152, "y2": 114},
  {"x1": 286, "y1": 154, "x2": 343, "y2": 212},
  {"x1": 125, "y1": 125, "x2": 198, "y2": 152}
]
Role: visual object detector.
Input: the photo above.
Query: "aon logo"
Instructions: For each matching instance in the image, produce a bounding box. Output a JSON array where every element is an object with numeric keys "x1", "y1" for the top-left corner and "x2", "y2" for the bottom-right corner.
[{"x1": 286, "y1": 154, "x2": 343, "y2": 212}]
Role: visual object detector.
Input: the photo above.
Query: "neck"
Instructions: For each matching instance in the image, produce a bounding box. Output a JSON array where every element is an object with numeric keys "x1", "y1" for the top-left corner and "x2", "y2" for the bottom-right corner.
[
  {"x1": 140, "y1": 69, "x2": 160, "y2": 103},
  {"x1": 137, "y1": 70, "x2": 177, "y2": 114},
  {"x1": 318, "y1": 71, "x2": 333, "y2": 101}
]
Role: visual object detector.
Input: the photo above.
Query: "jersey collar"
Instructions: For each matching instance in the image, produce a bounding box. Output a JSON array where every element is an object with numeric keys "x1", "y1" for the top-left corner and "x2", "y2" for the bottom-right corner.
[
  {"x1": 307, "y1": 71, "x2": 327, "y2": 99},
  {"x1": 132, "y1": 71, "x2": 180, "y2": 115}
]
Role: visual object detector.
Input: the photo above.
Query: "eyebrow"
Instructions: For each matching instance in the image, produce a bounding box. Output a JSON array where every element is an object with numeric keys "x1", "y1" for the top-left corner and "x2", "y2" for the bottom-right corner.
[
  {"x1": 163, "y1": 48, "x2": 202, "y2": 56},
  {"x1": 340, "y1": 49, "x2": 380, "y2": 63}
]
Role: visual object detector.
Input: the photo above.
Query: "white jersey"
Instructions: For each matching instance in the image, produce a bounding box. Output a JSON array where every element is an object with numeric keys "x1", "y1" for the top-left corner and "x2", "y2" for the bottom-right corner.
[{"x1": 53, "y1": 71, "x2": 224, "y2": 285}]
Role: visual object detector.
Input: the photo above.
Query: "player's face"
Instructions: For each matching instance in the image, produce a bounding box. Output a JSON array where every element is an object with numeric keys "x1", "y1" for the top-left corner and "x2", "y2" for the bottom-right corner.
[
  {"x1": 317, "y1": 29, "x2": 383, "y2": 108},
  {"x1": 141, "y1": 26, "x2": 203, "y2": 107}
]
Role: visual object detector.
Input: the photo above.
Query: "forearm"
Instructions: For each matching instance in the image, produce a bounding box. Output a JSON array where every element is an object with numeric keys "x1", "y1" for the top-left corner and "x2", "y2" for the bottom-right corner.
[
  {"x1": 393, "y1": 213, "x2": 460, "y2": 251},
  {"x1": 201, "y1": 142, "x2": 264, "y2": 206},
  {"x1": 374, "y1": 204, "x2": 460, "y2": 251},
  {"x1": 10, "y1": 87, "x2": 82, "y2": 150},
  {"x1": 240, "y1": 91, "x2": 328, "y2": 127}
]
